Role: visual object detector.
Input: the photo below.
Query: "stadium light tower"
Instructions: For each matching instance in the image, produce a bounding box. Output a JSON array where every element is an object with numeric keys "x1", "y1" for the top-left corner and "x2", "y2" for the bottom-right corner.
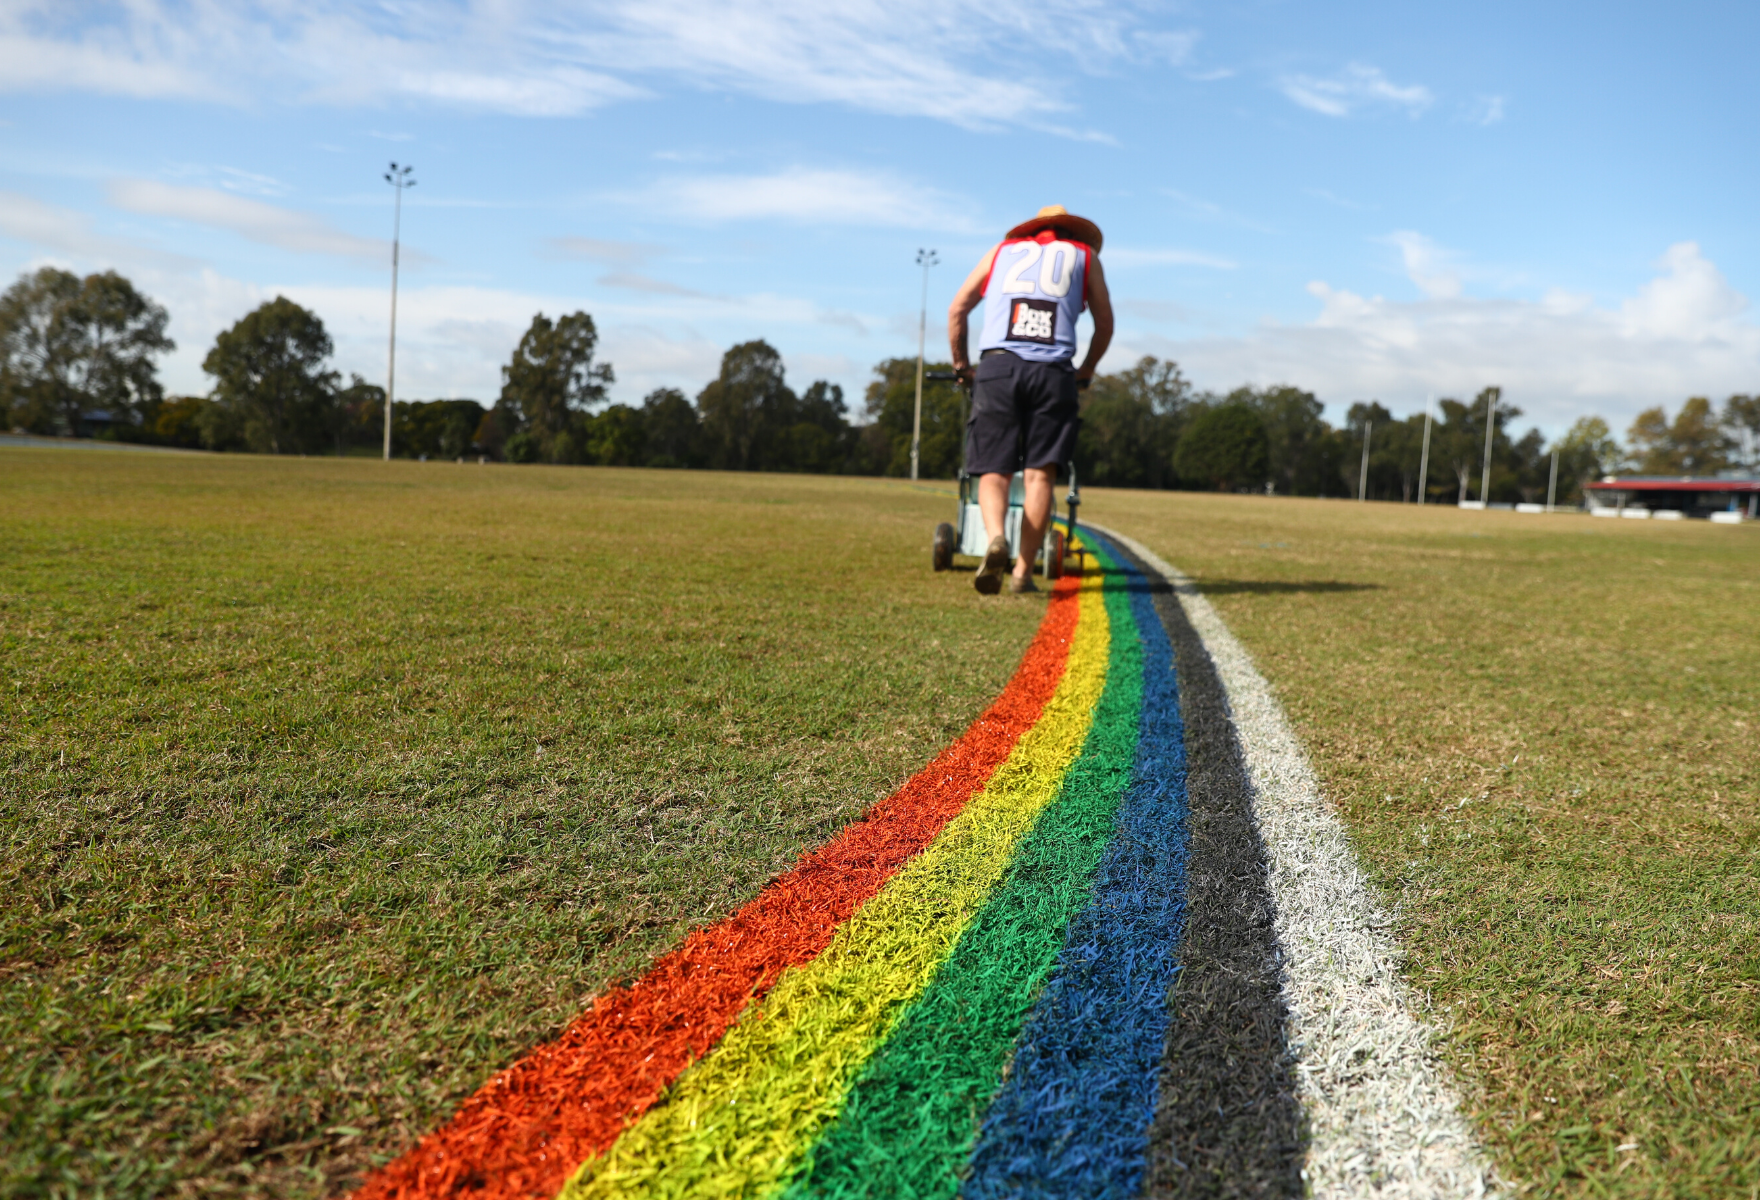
[
  {"x1": 383, "y1": 162, "x2": 416, "y2": 461},
  {"x1": 1357, "y1": 416, "x2": 1372, "y2": 502},
  {"x1": 1416, "y1": 395, "x2": 1433, "y2": 505},
  {"x1": 911, "y1": 248, "x2": 939, "y2": 481},
  {"x1": 1478, "y1": 387, "x2": 1498, "y2": 503}
]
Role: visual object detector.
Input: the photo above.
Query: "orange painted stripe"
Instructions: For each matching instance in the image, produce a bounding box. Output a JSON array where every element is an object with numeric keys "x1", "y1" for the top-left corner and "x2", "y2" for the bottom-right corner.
[{"x1": 353, "y1": 572, "x2": 1084, "y2": 1200}]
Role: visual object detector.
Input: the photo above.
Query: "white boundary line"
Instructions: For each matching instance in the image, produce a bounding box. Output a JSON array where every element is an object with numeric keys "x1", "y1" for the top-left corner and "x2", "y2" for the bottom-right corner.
[{"x1": 1089, "y1": 524, "x2": 1498, "y2": 1200}]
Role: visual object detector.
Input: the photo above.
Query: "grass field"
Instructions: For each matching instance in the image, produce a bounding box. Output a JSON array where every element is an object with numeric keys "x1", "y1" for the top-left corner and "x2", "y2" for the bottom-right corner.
[
  {"x1": 4, "y1": 451, "x2": 1757, "y2": 1198},
  {"x1": 1092, "y1": 491, "x2": 1760, "y2": 1198},
  {"x1": 0, "y1": 452, "x2": 1040, "y2": 1197}
]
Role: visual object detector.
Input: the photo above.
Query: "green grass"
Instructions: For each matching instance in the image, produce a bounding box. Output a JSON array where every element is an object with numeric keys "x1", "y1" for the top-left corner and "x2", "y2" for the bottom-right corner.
[
  {"x1": 1084, "y1": 490, "x2": 1760, "y2": 1199},
  {"x1": 9, "y1": 455, "x2": 1757, "y2": 1199},
  {"x1": 0, "y1": 452, "x2": 1040, "y2": 1198}
]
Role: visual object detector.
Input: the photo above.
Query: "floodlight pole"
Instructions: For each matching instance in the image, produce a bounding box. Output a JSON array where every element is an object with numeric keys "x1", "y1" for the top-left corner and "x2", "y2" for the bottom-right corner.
[
  {"x1": 383, "y1": 162, "x2": 416, "y2": 462},
  {"x1": 1478, "y1": 387, "x2": 1497, "y2": 503},
  {"x1": 911, "y1": 248, "x2": 938, "y2": 481},
  {"x1": 1416, "y1": 396, "x2": 1433, "y2": 505},
  {"x1": 1357, "y1": 417, "x2": 1372, "y2": 502},
  {"x1": 1547, "y1": 447, "x2": 1560, "y2": 511}
]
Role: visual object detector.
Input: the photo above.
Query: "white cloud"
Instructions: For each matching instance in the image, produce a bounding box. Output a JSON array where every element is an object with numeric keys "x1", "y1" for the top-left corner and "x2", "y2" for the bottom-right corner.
[
  {"x1": 0, "y1": 0, "x2": 1186, "y2": 129},
  {"x1": 0, "y1": 190, "x2": 190, "y2": 267},
  {"x1": 543, "y1": 239, "x2": 714, "y2": 298},
  {"x1": 380, "y1": 66, "x2": 640, "y2": 117},
  {"x1": 0, "y1": 200, "x2": 743, "y2": 401},
  {"x1": 1132, "y1": 30, "x2": 1199, "y2": 66},
  {"x1": 636, "y1": 168, "x2": 980, "y2": 232},
  {"x1": 816, "y1": 309, "x2": 868, "y2": 336},
  {"x1": 32, "y1": 258, "x2": 886, "y2": 404},
  {"x1": 0, "y1": 4, "x2": 222, "y2": 102},
  {"x1": 606, "y1": 325, "x2": 728, "y2": 397},
  {"x1": 1106, "y1": 247, "x2": 1237, "y2": 270},
  {"x1": 106, "y1": 179, "x2": 386, "y2": 262},
  {"x1": 597, "y1": 271, "x2": 714, "y2": 299},
  {"x1": 1160, "y1": 188, "x2": 1277, "y2": 233},
  {"x1": 1130, "y1": 242, "x2": 1760, "y2": 431},
  {"x1": 787, "y1": 351, "x2": 860, "y2": 384},
  {"x1": 162, "y1": 165, "x2": 289, "y2": 198},
  {"x1": 1306, "y1": 187, "x2": 1371, "y2": 212},
  {"x1": 1385, "y1": 231, "x2": 1461, "y2": 299},
  {"x1": 1618, "y1": 241, "x2": 1746, "y2": 339},
  {"x1": 549, "y1": 237, "x2": 668, "y2": 266},
  {"x1": 1464, "y1": 94, "x2": 1506, "y2": 126},
  {"x1": 562, "y1": 0, "x2": 1073, "y2": 128},
  {"x1": 1122, "y1": 298, "x2": 1198, "y2": 324},
  {"x1": 1281, "y1": 63, "x2": 1432, "y2": 118}
]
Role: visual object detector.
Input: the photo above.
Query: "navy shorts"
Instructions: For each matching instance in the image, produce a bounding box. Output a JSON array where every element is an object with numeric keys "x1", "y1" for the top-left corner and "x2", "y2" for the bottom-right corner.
[{"x1": 965, "y1": 350, "x2": 1080, "y2": 477}]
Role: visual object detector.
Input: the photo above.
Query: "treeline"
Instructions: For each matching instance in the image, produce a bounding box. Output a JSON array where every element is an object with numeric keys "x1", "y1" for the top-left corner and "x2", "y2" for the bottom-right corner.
[{"x1": 5, "y1": 267, "x2": 1757, "y2": 503}]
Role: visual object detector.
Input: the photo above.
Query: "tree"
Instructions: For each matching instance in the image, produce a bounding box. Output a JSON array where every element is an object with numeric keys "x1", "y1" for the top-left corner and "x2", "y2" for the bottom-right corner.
[
  {"x1": 1173, "y1": 403, "x2": 1270, "y2": 491},
  {"x1": 143, "y1": 396, "x2": 208, "y2": 449},
  {"x1": 336, "y1": 376, "x2": 386, "y2": 455},
  {"x1": 194, "y1": 394, "x2": 248, "y2": 452},
  {"x1": 1509, "y1": 427, "x2": 1550, "y2": 503},
  {"x1": 586, "y1": 404, "x2": 645, "y2": 466},
  {"x1": 499, "y1": 312, "x2": 613, "y2": 463},
  {"x1": 1628, "y1": 397, "x2": 1732, "y2": 475},
  {"x1": 1382, "y1": 414, "x2": 1430, "y2": 502},
  {"x1": 640, "y1": 387, "x2": 701, "y2": 468},
  {"x1": 863, "y1": 357, "x2": 963, "y2": 478},
  {"x1": 697, "y1": 340, "x2": 792, "y2": 471},
  {"x1": 475, "y1": 402, "x2": 518, "y2": 461},
  {"x1": 1433, "y1": 399, "x2": 1479, "y2": 503},
  {"x1": 1238, "y1": 385, "x2": 1331, "y2": 496},
  {"x1": 1430, "y1": 389, "x2": 1523, "y2": 502},
  {"x1": 395, "y1": 399, "x2": 486, "y2": 460},
  {"x1": 1553, "y1": 416, "x2": 1621, "y2": 502},
  {"x1": 1724, "y1": 394, "x2": 1760, "y2": 472},
  {"x1": 1343, "y1": 401, "x2": 1394, "y2": 498},
  {"x1": 1078, "y1": 356, "x2": 1188, "y2": 488},
  {"x1": 202, "y1": 297, "x2": 338, "y2": 454},
  {"x1": 1340, "y1": 402, "x2": 1441, "y2": 501},
  {"x1": 0, "y1": 267, "x2": 173, "y2": 435},
  {"x1": 785, "y1": 380, "x2": 855, "y2": 474}
]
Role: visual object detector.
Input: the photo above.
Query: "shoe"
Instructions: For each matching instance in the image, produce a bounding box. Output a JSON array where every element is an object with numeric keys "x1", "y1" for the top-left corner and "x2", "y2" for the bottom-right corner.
[
  {"x1": 1008, "y1": 574, "x2": 1039, "y2": 595},
  {"x1": 974, "y1": 535, "x2": 1009, "y2": 595}
]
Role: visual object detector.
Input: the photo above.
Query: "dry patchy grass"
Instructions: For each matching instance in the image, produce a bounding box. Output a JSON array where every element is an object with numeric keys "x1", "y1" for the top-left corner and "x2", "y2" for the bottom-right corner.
[
  {"x1": 0, "y1": 451, "x2": 1039, "y2": 1198},
  {"x1": 1087, "y1": 489, "x2": 1760, "y2": 1199}
]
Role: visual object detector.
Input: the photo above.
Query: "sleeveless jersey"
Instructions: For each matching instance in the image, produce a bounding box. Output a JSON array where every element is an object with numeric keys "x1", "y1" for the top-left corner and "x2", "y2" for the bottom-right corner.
[{"x1": 977, "y1": 232, "x2": 1090, "y2": 363}]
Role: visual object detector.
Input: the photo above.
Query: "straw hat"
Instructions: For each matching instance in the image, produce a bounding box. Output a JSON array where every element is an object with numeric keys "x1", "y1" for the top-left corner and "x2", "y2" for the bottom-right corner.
[{"x1": 1005, "y1": 205, "x2": 1103, "y2": 252}]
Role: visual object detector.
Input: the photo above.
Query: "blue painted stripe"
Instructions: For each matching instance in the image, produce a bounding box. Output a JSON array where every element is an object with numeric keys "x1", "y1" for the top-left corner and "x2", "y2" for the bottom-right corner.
[{"x1": 959, "y1": 534, "x2": 1191, "y2": 1200}]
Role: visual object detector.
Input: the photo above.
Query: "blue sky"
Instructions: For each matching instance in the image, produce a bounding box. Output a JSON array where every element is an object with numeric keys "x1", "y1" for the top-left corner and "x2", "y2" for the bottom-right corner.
[{"x1": 3, "y1": 1, "x2": 1757, "y2": 437}]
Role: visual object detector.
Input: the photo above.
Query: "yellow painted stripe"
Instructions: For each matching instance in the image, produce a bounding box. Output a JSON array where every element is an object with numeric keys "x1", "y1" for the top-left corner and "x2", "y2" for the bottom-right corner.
[{"x1": 557, "y1": 565, "x2": 1112, "y2": 1200}]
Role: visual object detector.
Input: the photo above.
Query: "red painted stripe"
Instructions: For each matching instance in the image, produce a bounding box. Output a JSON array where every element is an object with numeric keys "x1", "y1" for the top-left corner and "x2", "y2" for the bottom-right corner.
[{"x1": 352, "y1": 574, "x2": 1084, "y2": 1200}]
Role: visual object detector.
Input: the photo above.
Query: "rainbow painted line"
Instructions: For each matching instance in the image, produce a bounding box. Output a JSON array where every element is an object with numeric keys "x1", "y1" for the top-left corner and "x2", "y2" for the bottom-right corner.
[{"x1": 357, "y1": 534, "x2": 1193, "y2": 1200}]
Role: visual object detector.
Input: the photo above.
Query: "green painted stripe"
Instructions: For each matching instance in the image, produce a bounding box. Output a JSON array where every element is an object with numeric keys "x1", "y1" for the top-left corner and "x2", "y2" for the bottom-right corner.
[
  {"x1": 781, "y1": 545, "x2": 1144, "y2": 1200},
  {"x1": 556, "y1": 571, "x2": 1112, "y2": 1200}
]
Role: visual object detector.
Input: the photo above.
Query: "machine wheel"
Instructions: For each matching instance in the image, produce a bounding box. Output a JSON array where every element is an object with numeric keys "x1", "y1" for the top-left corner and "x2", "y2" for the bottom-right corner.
[
  {"x1": 1045, "y1": 528, "x2": 1066, "y2": 579},
  {"x1": 932, "y1": 522, "x2": 955, "y2": 572}
]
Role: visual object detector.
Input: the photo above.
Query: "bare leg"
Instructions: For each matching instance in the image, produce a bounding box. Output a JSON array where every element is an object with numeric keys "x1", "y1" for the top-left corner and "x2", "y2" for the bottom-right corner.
[
  {"x1": 979, "y1": 472, "x2": 1013, "y2": 545},
  {"x1": 1014, "y1": 466, "x2": 1055, "y2": 583}
]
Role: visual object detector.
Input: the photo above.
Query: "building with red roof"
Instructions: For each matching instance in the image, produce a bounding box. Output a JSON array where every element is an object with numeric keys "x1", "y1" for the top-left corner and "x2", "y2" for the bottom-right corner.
[{"x1": 1585, "y1": 475, "x2": 1759, "y2": 521}]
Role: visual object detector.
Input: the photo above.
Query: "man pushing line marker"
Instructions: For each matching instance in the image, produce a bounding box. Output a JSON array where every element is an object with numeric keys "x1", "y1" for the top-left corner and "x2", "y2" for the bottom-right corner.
[{"x1": 950, "y1": 205, "x2": 1113, "y2": 595}]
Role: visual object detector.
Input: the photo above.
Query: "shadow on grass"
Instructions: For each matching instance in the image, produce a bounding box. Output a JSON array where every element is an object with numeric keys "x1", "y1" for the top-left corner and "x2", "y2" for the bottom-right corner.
[
  {"x1": 943, "y1": 564, "x2": 1377, "y2": 596},
  {"x1": 1188, "y1": 579, "x2": 1382, "y2": 596}
]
